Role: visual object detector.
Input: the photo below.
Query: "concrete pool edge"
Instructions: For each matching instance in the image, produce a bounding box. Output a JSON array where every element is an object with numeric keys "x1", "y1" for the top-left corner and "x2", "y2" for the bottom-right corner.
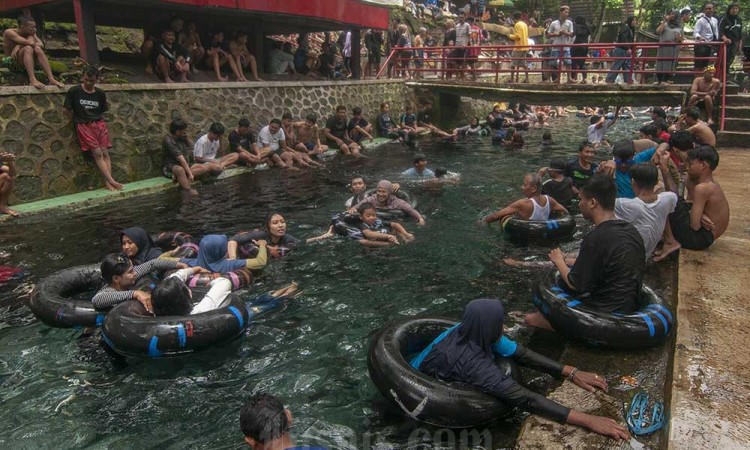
[{"x1": 666, "y1": 149, "x2": 750, "y2": 449}]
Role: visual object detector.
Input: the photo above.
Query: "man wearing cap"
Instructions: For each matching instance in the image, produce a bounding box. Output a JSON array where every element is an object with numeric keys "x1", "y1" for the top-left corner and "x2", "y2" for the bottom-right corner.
[
  {"x1": 539, "y1": 157, "x2": 577, "y2": 207},
  {"x1": 693, "y1": 2, "x2": 719, "y2": 69},
  {"x1": 687, "y1": 66, "x2": 722, "y2": 125},
  {"x1": 402, "y1": 153, "x2": 435, "y2": 179}
]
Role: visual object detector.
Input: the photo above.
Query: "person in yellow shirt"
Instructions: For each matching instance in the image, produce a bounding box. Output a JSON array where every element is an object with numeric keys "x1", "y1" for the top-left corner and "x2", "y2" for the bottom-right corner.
[{"x1": 508, "y1": 12, "x2": 530, "y2": 83}]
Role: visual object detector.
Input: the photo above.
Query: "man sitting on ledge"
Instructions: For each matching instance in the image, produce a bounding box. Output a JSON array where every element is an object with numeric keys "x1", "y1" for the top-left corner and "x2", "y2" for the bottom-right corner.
[
  {"x1": 0, "y1": 150, "x2": 17, "y2": 217},
  {"x1": 526, "y1": 175, "x2": 645, "y2": 330},
  {"x1": 655, "y1": 145, "x2": 730, "y2": 261},
  {"x1": 2, "y1": 15, "x2": 64, "y2": 89}
]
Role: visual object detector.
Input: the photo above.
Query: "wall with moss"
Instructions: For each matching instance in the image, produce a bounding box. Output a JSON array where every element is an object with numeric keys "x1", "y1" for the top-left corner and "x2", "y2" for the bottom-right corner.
[{"x1": 0, "y1": 80, "x2": 411, "y2": 204}]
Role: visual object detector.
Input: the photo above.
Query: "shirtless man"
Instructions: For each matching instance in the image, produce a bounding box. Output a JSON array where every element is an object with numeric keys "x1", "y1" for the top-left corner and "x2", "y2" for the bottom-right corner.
[
  {"x1": 228, "y1": 31, "x2": 262, "y2": 82},
  {"x1": 678, "y1": 106, "x2": 717, "y2": 146},
  {"x1": 655, "y1": 145, "x2": 730, "y2": 260},
  {"x1": 0, "y1": 151, "x2": 18, "y2": 217},
  {"x1": 481, "y1": 173, "x2": 568, "y2": 225},
  {"x1": 293, "y1": 114, "x2": 328, "y2": 157},
  {"x1": 3, "y1": 15, "x2": 64, "y2": 89},
  {"x1": 687, "y1": 66, "x2": 722, "y2": 125},
  {"x1": 281, "y1": 113, "x2": 322, "y2": 168}
]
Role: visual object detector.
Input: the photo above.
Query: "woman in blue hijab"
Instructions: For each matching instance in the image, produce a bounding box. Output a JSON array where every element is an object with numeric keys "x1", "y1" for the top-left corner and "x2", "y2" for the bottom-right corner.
[
  {"x1": 176, "y1": 234, "x2": 268, "y2": 272},
  {"x1": 413, "y1": 299, "x2": 630, "y2": 440}
]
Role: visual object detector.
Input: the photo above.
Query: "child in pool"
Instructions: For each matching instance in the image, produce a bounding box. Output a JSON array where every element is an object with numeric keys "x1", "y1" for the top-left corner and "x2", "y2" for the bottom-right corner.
[{"x1": 357, "y1": 202, "x2": 414, "y2": 247}]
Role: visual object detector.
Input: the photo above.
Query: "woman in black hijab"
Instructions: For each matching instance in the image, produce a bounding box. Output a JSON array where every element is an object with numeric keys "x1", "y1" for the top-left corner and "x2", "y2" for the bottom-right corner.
[
  {"x1": 413, "y1": 299, "x2": 630, "y2": 440},
  {"x1": 719, "y1": 3, "x2": 743, "y2": 79},
  {"x1": 121, "y1": 227, "x2": 163, "y2": 265},
  {"x1": 605, "y1": 16, "x2": 638, "y2": 84}
]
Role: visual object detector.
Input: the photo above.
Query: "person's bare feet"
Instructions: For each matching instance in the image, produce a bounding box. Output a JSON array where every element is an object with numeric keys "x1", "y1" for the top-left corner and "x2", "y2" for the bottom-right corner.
[
  {"x1": 105, "y1": 180, "x2": 124, "y2": 191},
  {"x1": 217, "y1": 75, "x2": 228, "y2": 82},
  {"x1": 50, "y1": 79, "x2": 64, "y2": 88},
  {"x1": 707, "y1": 118, "x2": 714, "y2": 126},
  {"x1": 0, "y1": 207, "x2": 19, "y2": 217},
  {"x1": 252, "y1": 77, "x2": 264, "y2": 82},
  {"x1": 30, "y1": 80, "x2": 45, "y2": 89},
  {"x1": 653, "y1": 240, "x2": 681, "y2": 262},
  {"x1": 524, "y1": 312, "x2": 554, "y2": 331},
  {"x1": 402, "y1": 233, "x2": 415, "y2": 242}
]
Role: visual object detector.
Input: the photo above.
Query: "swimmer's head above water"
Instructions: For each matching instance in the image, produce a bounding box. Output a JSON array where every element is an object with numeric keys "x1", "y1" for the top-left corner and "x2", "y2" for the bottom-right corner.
[{"x1": 101, "y1": 253, "x2": 136, "y2": 289}]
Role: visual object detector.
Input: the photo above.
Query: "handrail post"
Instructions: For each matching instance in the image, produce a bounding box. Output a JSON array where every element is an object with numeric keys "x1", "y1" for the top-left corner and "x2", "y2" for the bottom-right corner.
[
  {"x1": 720, "y1": 42, "x2": 726, "y2": 131},
  {"x1": 495, "y1": 46, "x2": 499, "y2": 84},
  {"x1": 557, "y1": 44, "x2": 562, "y2": 84},
  {"x1": 629, "y1": 43, "x2": 635, "y2": 84}
]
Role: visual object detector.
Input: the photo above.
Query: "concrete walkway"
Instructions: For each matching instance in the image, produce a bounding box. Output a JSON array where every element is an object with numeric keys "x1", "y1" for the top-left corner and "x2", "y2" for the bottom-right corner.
[{"x1": 668, "y1": 148, "x2": 750, "y2": 449}]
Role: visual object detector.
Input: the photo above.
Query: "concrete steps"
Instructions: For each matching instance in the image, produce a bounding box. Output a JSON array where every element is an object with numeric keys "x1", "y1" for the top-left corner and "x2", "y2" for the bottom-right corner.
[
  {"x1": 724, "y1": 93, "x2": 750, "y2": 106},
  {"x1": 723, "y1": 118, "x2": 750, "y2": 132},
  {"x1": 717, "y1": 131, "x2": 750, "y2": 148},
  {"x1": 724, "y1": 106, "x2": 750, "y2": 119}
]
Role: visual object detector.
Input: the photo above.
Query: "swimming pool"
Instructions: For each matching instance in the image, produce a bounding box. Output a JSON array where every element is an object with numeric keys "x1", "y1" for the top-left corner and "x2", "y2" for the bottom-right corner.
[{"x1": 0, "y1": 114, "x2": 671, "y2": 448}]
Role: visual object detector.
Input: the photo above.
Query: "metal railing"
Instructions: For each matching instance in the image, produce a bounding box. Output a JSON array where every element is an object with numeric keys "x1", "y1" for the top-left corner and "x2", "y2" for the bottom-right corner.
[{"x1": 377, "y1": 41, "x2": 729, "y2": 130}]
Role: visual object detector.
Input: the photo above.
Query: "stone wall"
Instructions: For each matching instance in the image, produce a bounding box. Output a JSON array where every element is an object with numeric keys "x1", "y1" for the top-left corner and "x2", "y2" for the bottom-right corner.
[{"x1": 0, "y1": 80, "x2": 411, "y2": 204}]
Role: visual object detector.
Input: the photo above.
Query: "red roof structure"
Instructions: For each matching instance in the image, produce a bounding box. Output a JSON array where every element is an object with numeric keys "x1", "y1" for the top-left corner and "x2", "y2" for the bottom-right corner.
[{"x1": 2, "y1": 0, "x2": 390, "y2": 71}]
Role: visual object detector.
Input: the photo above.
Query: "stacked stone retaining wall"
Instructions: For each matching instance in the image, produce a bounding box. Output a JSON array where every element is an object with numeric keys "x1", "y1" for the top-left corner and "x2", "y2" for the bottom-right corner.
[{"x1": 0, "y1": 80, "x2": 411, "y2": 203}]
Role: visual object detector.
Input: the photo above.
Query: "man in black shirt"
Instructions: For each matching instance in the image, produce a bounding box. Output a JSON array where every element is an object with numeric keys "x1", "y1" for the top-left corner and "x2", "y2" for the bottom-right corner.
[
  {"x1": 64, "y1": 66, "x2": 123, "y2": 191},
  {"x1": 416, "y1": 101, "x2": 452, "y2": 138},
  {"x1": 227, "y1": 118, "x2": 262, "y2": 165},
  {"x1": 324, "y1": 105, "x2": 362, "y2": 156},
  {"x1": 525, "y1": 175, "x2": 645, "y2": 330},
  {"x1": 154, "y1": 29, "x2": 189, "y2": 83},
  {"x1": 564, "y1": 140, "x2": 599, "y2": 189},
  {"x1": 347, "y1": 107, "x2": 373, "y2": 144},
  {"x1": 162, "y1": 118, "x2": 213, "y2": 196},
  {"x1": 540, "y1": 157, "x2": 577, "y2": 207}
]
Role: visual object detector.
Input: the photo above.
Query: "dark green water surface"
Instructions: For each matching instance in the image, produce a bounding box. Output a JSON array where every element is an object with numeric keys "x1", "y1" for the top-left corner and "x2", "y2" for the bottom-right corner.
[{"x1": 0, "y1": 115, "x2": 672, "y2": 449}]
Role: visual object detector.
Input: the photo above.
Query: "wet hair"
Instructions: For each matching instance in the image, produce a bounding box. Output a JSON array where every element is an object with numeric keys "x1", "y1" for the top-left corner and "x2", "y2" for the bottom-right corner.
[
  {"x1": 269, "y1": 118, "x2": 282, "y2": 126},
  {"x1": 83, "y1": 66, "x2": 100, "y2": 78},
  {"x1": 686, "y1": 107, "x2": 700, "y2": 120},
  {"x1": 101, "y1": 253, "x2": 132, "y2": 283},
  {"x1": 639, "y1": 124, "x2": 658, "y2": 139},
  {"x1": 580, "y1": 174, "x2": 617, "y2": 210},
  {"x1": 526, "y1": 173, "x2": 542, "y2": 191},
  {"x1": 578, "y1": 140, "x2": 594, "y2": 152},
  {"x1": 240, "y1": 393, "x2": 290, "y2": 443},
  {"x1": 264, "y1": 211, "x2": 285, "y2": 232},
  {"x1": 357, "y1": 202, "x2": 376, "y2": 215},
  {"x1": 669, "y1": 130, "x2": 695, "y2": 151},
  {"x1": 653, "y1": 119, "x2": 669, "y2": 133},
  {"x1": 435, "y1": 167, "x2": 448, "y2": 178},
  {"x1": 542, "y1": 130, "x2": 552, "y2": 140},
  {"x1": 351, "y1": 174, "x2": 364, "y2": 183},
  {"x1": 352, "y1": 107, "x2": 362, "y2": 116},
  {"x1": 629, "y1": 163, "x2": 658, "y2": 189},
  {"x1": 170, "y1": 118, "x2": 188, "y2": 134},
  {"x1": 17, "y1": 15, "x2": 34, "y2": 26},
  {"x1": 151, "y1": 277, "x2": 192, "y2": 316},
  {"x1": 305, "y1": 114, "x2": 317, "y2": 124},
  {"x1": 238, "y1": 118, "x2": 250, "y2": 128},
  {"x1": 281, "y1": 111, "x2": 293, "y2": 121},
  {"x1": 336, "y1": 105, "x2": 347, "y2": 113},
  {"x1": 613, "y1": 140, "x2": 636, "y2": 159},
  {"x1": 590, "y1": 115, "x2": 601, "y2": 125},
  {"x1": 652, "y1": 107, "x2": 667, "y2": 119},
  {"x1": 687, "y1": 145, "x2": 719, "y2": 170},
  {"x1": 209, "y1": 122, "x2": 225, "y2": 136}
]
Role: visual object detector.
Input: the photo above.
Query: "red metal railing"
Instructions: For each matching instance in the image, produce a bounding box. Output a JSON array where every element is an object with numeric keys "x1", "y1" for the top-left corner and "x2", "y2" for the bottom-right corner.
[{"x1": 377, "y1": 41, "x2": 729, "y2": 130}]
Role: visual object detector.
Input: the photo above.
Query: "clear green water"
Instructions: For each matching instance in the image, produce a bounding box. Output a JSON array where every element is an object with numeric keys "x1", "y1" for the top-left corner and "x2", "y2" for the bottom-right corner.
[{"x1": 0, "y1": 115, "x2": 664, "y2": 449}]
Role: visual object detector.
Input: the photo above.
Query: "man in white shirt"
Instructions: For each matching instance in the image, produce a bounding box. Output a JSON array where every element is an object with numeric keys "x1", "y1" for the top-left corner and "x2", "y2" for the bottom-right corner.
[
  {"x1": 586, "y1": 107, "x2": 620, "y2": 146},
  {"x1": 545, "y1": 5, "x2": 574, "y2": 83},
  {"x1": 693, "y1": 2, "x2": 719, "y2": 69},
  {"x1": 193, "y1": 122, "x2": 238, "y2": 174},
  {"x1": 257, "y1": 118, "x2": 295, "y2": 169},
  {"x1": 614, "y1": 158, "x2": 678, "y2": 260}
]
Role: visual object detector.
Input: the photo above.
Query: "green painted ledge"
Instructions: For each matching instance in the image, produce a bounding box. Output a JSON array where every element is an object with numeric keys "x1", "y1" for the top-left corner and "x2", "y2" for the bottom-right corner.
[{"x1": 0, "y1": 137, "x2": 396, "y2": 223}]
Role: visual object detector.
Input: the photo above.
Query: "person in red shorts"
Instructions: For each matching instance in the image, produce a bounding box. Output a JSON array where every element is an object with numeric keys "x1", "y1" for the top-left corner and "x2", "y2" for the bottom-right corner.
[{"x1": 63, "y1": 66, "x2": 123, "y2": 191}]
